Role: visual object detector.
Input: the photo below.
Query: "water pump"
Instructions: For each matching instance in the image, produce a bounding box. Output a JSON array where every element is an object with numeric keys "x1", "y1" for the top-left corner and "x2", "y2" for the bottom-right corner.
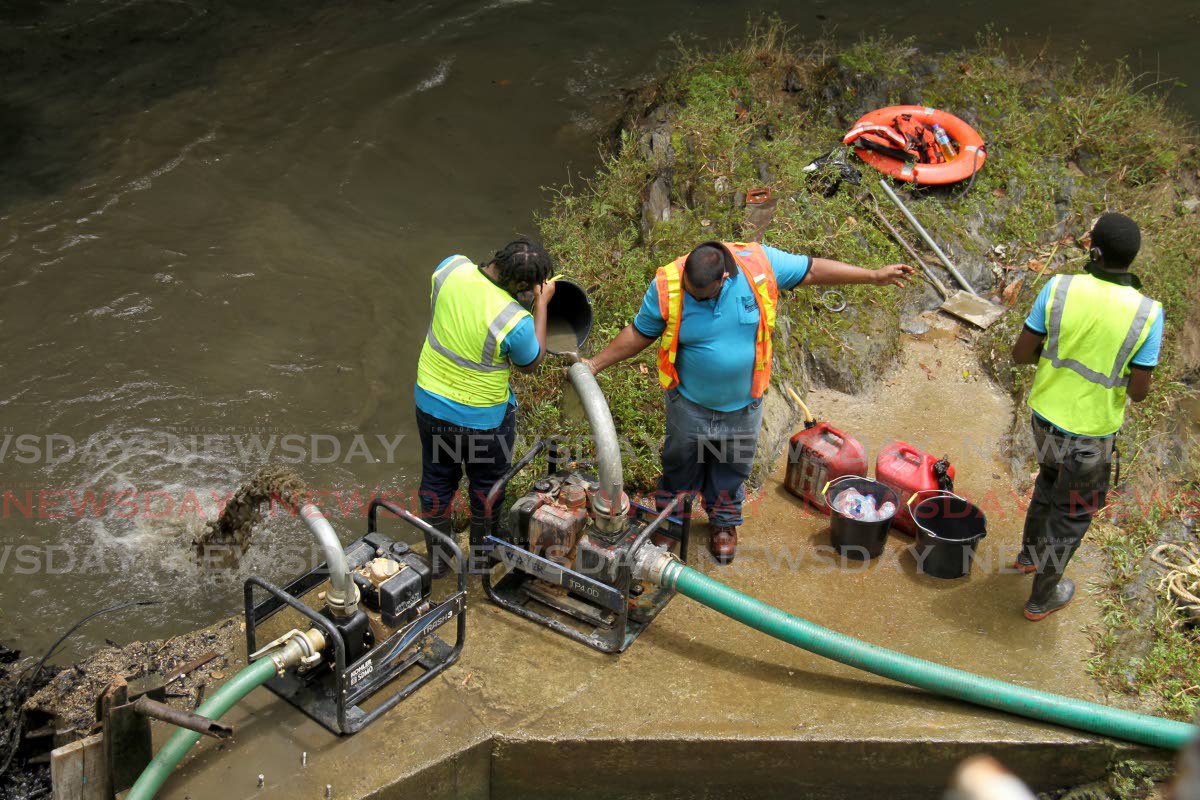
[
  {"x1": 243, "y1": 498, "x2": 466, "y2": 734},
  {"x1": 480, "y1": 362, "x2": 691, "y2": 653}
]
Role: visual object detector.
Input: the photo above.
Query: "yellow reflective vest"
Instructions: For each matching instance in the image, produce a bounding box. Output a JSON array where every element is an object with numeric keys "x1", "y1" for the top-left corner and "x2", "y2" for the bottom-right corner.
[
  {"x1": 416, "y1": 256, "x2": 531, "y2": 407},
  {"x1": 1028, "y1": 273, "x2": 1160, "y2": 437}
]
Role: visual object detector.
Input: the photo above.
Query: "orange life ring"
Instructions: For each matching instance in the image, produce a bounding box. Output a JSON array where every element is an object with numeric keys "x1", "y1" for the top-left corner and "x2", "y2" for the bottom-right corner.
[{"x1": 843, "y1": 105, "x2": 986, "y2": 185}]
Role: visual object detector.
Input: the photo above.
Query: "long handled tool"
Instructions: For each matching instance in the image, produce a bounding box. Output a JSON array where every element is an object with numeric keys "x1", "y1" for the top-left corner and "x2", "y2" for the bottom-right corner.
[
  {"x1": 878, "y1": 179, "x2": 981, "y2": 295},
  {"x1": 872, "y1": 181, "x2": 1005, "y2": 329}
]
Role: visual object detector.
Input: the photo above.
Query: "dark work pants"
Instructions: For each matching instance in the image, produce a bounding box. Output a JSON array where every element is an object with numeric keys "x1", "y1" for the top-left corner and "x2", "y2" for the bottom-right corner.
[
  {"x1": 1020, "y1": 414, "x2": 1115, "y2": 575},
  {"x1": 416, "y1": 405, "x2": 516, "y2": 524},
  {"x1": 656, "y1": 388, "x2": 764, "y2": 528}
]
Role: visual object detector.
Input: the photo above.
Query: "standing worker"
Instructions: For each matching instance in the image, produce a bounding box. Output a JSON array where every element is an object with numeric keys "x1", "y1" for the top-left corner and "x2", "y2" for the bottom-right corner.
[
  {"x1": 583, "y1": 241, "x2": 911, "y2": 563},
  {"x1": 415, "y1": 237, "x2": 555, "y2": 574},
  {"x1": 1011, "y1": 213, "x2": 1163, "y2": 620}
]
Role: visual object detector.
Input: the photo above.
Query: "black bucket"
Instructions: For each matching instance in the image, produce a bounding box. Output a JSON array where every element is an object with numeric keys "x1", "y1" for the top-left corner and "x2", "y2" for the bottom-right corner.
[
  {"x1": 909, "y1": 490, "x2": 987, "y2": 579},
  {"x1": 822, "y1": 476, "x2": 897, "y2": 561},
  {"x1": 545, "y1": 278, "x2": 593, "y2": 355}
]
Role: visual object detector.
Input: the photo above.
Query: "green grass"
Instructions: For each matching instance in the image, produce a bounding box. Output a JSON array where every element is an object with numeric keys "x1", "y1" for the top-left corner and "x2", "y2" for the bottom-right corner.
[{"x1": 523, "y1": 22, "x2": 1200, "y2": 716}]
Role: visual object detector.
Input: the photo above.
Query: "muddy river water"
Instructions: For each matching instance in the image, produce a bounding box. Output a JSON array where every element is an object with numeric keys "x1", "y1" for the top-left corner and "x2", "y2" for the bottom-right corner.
[{"x1": 1, "y1": 0, "x2": 1198, "y2": 657}]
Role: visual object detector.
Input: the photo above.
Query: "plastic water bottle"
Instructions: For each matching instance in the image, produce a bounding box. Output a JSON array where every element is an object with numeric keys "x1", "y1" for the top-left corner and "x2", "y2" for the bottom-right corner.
[
  {"x1": 932, "y1": 124, "x2": 957, "y2": 160},
  {"x1": 860, "y1": 495, "x2": 878, "y2": 522},
  {"x1": 835, "y1": 489, "x2": 864, "y2": 518}
]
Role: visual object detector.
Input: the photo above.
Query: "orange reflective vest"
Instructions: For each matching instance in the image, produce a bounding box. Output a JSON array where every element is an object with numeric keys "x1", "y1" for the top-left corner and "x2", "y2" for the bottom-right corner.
[{"x1": 655, "y1": 242, "x2": 779, "y2": 398}]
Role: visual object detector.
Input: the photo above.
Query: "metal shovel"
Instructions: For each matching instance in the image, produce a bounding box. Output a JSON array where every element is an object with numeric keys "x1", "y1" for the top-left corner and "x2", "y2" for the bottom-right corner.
[{"x1": 875, "y1": 179, "x2": 1005, "y2": 329}]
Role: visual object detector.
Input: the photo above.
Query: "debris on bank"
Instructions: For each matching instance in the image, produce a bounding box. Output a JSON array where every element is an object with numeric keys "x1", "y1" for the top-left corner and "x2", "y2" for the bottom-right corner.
[{"x1": 0, "y1": 621, "x2": 242, "y2": 800}]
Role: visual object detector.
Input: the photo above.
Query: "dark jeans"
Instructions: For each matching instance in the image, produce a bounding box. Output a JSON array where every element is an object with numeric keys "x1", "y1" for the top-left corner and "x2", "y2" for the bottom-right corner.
[
  {"x1": 1020, "y1": 413, "x2": 1115, "y2": 574},
  {"x1": 416, "y1": 405, "x2": 515, "y2": 522},
  {"x1": 656, "y1": 389, "x2": 764, "y2": 528}
]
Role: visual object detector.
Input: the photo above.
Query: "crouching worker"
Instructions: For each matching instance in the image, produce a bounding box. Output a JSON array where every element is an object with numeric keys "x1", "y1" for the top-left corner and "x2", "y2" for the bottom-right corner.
[
  {"x1": 584, "y1": 240, "x2": 911, "y2": 564},
  {"x1": 414, "y1": 238, "x2": 555, "y2": 575},
  {"x1": 1011, "y1": 213, "x2": 1163, "y2": 620}
]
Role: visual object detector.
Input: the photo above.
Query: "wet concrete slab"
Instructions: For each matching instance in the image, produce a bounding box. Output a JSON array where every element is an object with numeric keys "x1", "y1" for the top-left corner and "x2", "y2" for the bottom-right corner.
[{"x1": 165, "y1": 334, "x2": 1163, "y2": 799}]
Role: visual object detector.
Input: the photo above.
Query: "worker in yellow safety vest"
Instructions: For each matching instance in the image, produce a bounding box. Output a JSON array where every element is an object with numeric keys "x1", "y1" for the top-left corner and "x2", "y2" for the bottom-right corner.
[
  {"x1": 584, "y1": 241, "x2": 912, "y2": 563},
  {"x1": 1011, "y1": 213, "x2": 1163, "y2": 621},
  {"x1": 415, "y1": 238, "x2": 556, "y2": 574}
]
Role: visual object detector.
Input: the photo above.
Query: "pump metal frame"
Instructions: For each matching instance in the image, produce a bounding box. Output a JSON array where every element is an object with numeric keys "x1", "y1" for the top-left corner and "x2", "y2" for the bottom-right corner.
[
  {"x1": 479, "y1": 438, "x2": 692, "y2": 653},
  {"x1": 244, "y1": 499, "x2": 466, "y2": 734}
]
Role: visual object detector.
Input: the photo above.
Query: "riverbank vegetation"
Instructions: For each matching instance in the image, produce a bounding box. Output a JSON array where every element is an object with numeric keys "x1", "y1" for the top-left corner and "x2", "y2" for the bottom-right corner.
[{"x1": 521, "y1": 21, "x2": 1200, "y2": 721}]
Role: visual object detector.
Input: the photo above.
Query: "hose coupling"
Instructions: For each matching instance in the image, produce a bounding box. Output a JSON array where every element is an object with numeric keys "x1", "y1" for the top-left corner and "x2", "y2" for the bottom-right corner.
[
  {"x1": 591, "y1": 490, "x2": 631, "y2": 535},
  {"x1": 631, "y1": 544, "x2": 678, "y2": 587},
  {"x1": 250, "y1": 628, "x2": 327, "y2": 677},
  {"x1": 322, "y1": 582, "x2": 362, "y2": 619}
]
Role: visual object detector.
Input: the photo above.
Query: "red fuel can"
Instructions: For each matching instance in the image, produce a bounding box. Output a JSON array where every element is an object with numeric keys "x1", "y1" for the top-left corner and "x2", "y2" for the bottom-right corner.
[
  {"x1": 874, "y1": 441, "x2": 955, "y2": 535},
  {"x1": 784, "y1": 423, "x2": 868, "y2": 513}
]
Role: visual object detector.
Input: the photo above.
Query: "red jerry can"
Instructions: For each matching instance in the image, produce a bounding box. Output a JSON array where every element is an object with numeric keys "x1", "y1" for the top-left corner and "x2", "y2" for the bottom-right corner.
[
  {"x1": 874, "y1": 441, "x2": 955, "y2": 535},
  {"x1": 784, "y1": 422, "x2": 868, "y2": 513}
]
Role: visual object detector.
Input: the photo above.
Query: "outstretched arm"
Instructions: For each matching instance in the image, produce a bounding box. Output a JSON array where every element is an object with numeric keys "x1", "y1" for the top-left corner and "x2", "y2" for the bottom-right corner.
[
  {"x1": 801, "y1": 258, "x2": 913, "y2": 287},
  {"x1": 583, "y1": 324, "x2": 656, "y2": 375}
]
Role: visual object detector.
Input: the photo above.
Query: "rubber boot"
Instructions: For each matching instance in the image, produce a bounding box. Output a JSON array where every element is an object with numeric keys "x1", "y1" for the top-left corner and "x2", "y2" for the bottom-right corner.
[
  {"x1": 1023, "y1": 576, "x2": 1075, "y2": 621},
  {"x1": 1023, "y1": 545, "x2": 1077, "y2": 621},
  {"x1": 425, "y1": 512, "x2": 454, "y2": 579}
]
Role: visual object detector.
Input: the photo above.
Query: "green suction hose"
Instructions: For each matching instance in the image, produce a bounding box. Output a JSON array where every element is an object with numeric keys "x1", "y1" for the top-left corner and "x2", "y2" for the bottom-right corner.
[
  {"x1": 126, "y1": 656, "x2": 278, "y2": 800},
  {"x1": 660, "y1": 560, "x2": 1197, "y2": 750}
]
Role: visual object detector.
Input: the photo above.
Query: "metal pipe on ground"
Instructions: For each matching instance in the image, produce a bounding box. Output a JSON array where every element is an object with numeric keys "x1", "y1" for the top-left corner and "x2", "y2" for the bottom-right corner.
[
  {"x1": 129, "y1": 697, "x2": 233, "y2": 739},
  {"x1": 878, "y1": 178, "x2": 979, "y2": 296}
]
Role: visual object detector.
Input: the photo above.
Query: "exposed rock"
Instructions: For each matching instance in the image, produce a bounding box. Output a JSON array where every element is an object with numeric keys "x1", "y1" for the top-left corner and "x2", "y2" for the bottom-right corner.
[
  {"x1": 1073, "y1": 147, "x2": 1099, "y2": 176},
  {"x1": 1176, "y1": 295, "x2": 1200, "y2": 384},
  {"x1": 900, "y1": 316, "x2": 931, "y2": 335},
  {"x1": 782, "y1": 66, "x2": 803, "y2": 93},
  {"x1": 641, "y1": 171, "x2": 672, "y2": 237},
  {"x1": 754, "y1": 386, "x2": 803, "y2": 484},
  {"x1": 800, "y1": 304, "x2": 901, "y2": 395}
]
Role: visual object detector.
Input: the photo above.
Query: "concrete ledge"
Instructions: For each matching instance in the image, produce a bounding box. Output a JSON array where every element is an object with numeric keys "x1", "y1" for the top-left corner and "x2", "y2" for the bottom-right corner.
[{"x1": 167, "y1": 339, "x2": 1173, "y2": 799}]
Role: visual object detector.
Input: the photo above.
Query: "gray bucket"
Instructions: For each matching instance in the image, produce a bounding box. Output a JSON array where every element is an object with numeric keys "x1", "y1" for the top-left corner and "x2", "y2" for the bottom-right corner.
[{"x1": 545, "y1": 278, "x2": 593, "y2": 355}]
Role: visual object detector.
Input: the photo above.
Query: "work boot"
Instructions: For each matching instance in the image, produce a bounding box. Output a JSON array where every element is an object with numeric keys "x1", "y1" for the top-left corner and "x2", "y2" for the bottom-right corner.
[
  {"x1": 1023, "y1": 576, "x2": 1075, "y2": 621},
  {"x1": 425, "y1": 512, "x2": 455, "y2": 579},
  {"x1": 1012, "y1": 549, "x2": 1037, "y2": 574},
  {"x1": 709, "y1": 526, "x2": 738, "y2": 564}
]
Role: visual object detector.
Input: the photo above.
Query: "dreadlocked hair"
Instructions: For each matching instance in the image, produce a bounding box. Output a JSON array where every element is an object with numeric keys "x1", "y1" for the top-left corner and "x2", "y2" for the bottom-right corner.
[{"x1": 490, "y1": 237, "x2": 554, "y2": 288}]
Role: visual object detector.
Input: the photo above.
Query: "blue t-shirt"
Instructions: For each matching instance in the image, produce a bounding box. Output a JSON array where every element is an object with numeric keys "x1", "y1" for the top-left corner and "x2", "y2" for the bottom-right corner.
[
  {"x1": 1023, "y1": 278, "x2": 1163, "y2": 367},
  {"x1": 633, "y1": 245, "x2": 811, "y2": 411},
  {"x1": 414, "y1": 256, "x2": 540, "y2": 429}
]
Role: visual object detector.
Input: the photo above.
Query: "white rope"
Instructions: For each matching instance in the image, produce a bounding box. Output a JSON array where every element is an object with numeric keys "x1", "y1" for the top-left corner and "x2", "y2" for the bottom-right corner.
[{"x1": 1150, "y1": 543, "x2": 1200, "y2": 623}]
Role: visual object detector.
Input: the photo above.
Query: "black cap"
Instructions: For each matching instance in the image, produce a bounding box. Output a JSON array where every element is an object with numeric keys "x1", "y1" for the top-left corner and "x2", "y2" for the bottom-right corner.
[{"x1": 1090, "y1": 212, "x2": 1141, "y2": 269}]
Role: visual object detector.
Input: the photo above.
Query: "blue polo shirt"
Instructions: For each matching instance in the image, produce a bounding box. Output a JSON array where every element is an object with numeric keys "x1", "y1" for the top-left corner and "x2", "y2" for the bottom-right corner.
[
  {"x1": 414, "y1": 255, "x2": 540, "y2": 430},
  {"x1": 633, "y1": 245, "x2": 811, "y2": 411}
]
